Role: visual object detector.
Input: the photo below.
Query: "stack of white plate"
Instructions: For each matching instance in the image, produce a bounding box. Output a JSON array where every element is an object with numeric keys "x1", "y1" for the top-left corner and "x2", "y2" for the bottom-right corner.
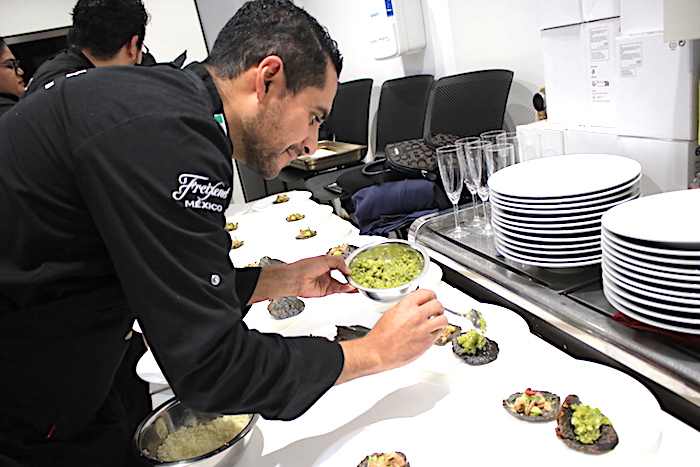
[
  {"x1": 488, "y1": 154, "x2": 642, "y2": 268},
  {"x1": 601, "y1": 189, "x2": 700, "y2": 335}
]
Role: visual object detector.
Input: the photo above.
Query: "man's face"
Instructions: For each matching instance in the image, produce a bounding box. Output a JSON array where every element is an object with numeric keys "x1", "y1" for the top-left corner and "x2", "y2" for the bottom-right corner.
[
  {"x1": 0, "y1": 45, "x2": 25, "y2": 98},
  {"x1": 240, "y1": 61, "x2": 338, "y2": 180}
]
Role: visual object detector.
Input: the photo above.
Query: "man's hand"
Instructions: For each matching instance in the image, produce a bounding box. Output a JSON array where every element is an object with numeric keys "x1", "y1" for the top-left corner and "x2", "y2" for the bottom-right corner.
[
  {"x1": 335, "y1": 289, "x2": 447, "y2": 385},
  {"x1": 248, "y1": 255, "x2": 356, "y2": 304}
]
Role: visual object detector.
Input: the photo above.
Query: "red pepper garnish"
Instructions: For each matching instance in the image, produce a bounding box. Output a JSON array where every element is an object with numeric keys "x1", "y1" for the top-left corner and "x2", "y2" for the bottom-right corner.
[{"x1": 525, "y1": 388, "x2": 536, "y2": 396}]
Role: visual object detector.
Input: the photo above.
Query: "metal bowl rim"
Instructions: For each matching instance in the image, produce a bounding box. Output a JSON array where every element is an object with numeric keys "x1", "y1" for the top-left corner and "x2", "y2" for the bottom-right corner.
[
  {"x1": 345, "y1": 239, "x2": 430, "y2": 292},
  {"x1": 134, "y1": 396, "x2": 259, "y2": 465}
]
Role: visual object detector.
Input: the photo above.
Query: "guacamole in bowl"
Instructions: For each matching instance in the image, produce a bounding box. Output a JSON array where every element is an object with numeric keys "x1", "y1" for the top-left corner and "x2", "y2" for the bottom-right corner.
[{"x1": 346, "y1": 240, "x2": 430, "y2": 302}]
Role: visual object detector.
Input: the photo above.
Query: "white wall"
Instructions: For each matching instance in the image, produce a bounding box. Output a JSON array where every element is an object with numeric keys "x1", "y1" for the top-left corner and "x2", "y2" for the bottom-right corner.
[{"x1": 298, "y1": 0, "x2": 545, "y2": 156}]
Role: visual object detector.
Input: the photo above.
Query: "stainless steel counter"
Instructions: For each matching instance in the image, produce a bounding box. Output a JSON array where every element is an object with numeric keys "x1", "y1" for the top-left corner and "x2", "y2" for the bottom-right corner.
[{"x1": 409, "y1": 205, "x2": 700, "y2": 429}]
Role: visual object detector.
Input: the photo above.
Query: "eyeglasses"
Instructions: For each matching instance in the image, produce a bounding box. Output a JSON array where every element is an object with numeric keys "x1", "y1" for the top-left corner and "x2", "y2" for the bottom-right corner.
[
  {"x1": 141, "y1": 44, "x2": 149, "y2": 56},
  {"x1": 1, "y1": 58, "x2": 21, "y2": 73}
]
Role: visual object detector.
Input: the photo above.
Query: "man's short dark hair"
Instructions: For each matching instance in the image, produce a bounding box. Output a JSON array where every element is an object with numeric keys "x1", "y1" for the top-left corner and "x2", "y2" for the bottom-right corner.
[
  {"x1": 206, "y1": 0, "x2": 343, "y2": 95},
  {"x1": 68, "y1": 0, "x2": 149, "y2": 60}
]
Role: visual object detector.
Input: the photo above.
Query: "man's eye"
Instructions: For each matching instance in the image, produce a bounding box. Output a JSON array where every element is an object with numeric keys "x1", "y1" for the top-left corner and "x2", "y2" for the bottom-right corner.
[{"x1": 311, "y1": 115, "x2": 322, "y2": 125}]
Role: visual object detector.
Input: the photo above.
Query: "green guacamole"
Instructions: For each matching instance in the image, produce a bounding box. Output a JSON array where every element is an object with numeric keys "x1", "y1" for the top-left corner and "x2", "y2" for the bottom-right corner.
[
  {"x1": 456, "y1": 329, "x2": 486, "y2": 355},
  {"x1": 571, "y1": 404, "x2": 612, "y2": 444},
  {"x1": 349, "y1": 243, "x2": 424, "y2": 289}
]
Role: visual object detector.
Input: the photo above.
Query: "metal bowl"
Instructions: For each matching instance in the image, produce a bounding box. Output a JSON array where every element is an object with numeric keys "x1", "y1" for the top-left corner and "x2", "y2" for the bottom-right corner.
[
  {"x1": 346, "y1": 239, "x2": 430, "y2": 303},
  {"x1": 133, "y1": 397, "x2": 258, "y2": 466}
]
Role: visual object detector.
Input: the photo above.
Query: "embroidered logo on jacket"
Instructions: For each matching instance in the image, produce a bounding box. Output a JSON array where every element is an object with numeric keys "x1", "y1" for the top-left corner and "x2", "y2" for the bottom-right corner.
[{"x1": 172, "y1": 173, "x2": 231, "y2": 212}]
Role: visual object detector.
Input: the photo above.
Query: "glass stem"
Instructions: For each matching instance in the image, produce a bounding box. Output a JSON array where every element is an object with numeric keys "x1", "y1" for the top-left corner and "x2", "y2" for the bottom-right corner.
[{"x1": 452, "y1": 204, "x2": 460, "y2": 231}]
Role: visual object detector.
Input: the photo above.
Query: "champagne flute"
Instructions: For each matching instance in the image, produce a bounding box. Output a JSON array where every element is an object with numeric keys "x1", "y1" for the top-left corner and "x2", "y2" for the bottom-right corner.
[
  {"x1": 483, "y1": 142, "x2": 516, "y2": 235},
  {"x1": 496, "y1": 131, "x2": 520, "y2": 163},
  {"x1": 463, "y1": 140, "x2": 491, "y2": 234},
  {"x1": 436, "y1": 145, "x2": 467, "y2": 237},
  {"x1": 480, "y1": 129, "x2": 506, "y2": 147},
  {"x1": 456, "y1": 137, "x2": 482, "y2": 230}
]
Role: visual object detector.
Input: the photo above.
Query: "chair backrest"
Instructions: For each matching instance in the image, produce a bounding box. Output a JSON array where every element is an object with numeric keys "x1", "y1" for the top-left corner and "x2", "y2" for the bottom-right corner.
[
  {"x1": 425, "y1": 69, "x2": 514, "y2": 138},
  {"x1": 375, "y1": 74, "x2": 434, "y2": 155},
  {"x1": 324, "y1": 78, "x2": 373, "y2": 145}
]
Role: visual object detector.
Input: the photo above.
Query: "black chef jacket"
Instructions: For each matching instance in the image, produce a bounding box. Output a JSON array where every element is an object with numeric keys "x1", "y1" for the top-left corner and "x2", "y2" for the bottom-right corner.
[
  {"x1": 22, "y1": 46, "x2": 94, "y2": 97},
  {"x1": 0, "y1": 63, "x2": 344, "y2": 465},
  {"x1": 0, "y1": 92, "x2": 19, "y2": 118}
]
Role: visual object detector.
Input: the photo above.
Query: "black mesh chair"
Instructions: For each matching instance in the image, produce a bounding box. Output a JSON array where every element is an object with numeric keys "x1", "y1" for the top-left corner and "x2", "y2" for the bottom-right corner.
[
  {"x1": 426, "y1": 69, "x2": 514, "y2": 138},
  {"x1": 374, "y1": 74, "x2": 434, "y2": 158},
  {"x1": 303, "y1": 78, "x2": 373, "y2": 208},
  {"x1": 324, "y1": 78, "x2": 373, "y2": 146}
]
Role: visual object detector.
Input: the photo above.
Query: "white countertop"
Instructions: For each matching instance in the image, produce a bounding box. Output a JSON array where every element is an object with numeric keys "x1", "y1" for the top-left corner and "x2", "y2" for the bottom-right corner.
[{"x1": 142, "y1": 196, "x2": 699, "y2": 466}]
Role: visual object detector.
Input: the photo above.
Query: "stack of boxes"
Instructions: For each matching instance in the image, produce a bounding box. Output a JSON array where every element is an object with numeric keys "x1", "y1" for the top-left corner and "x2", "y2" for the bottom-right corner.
[{"x1": 518, "y1": 0, "x2": 700, "y2": 195}]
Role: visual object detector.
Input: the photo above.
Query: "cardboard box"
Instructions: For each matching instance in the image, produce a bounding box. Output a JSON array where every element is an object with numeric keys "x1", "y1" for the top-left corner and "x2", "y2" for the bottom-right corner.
[
  {"x1": 620, "y1": 0, "x2": 664, "y2": 35},
  {"x1": 537, "y1": 0, "x2": 619, "y2": 30},
  {"x1": 582, "y1": 0, "x2": 620, "y2": 22},
  {"x1": 563, "y1": 126, "x2": 699, "y2": 194},
  {"x1": 541, "y1": 18, "x2": 621, "y2": 128},
  {"x1": 516, "y1": 121, "x2": 568, "y2": 161},
  {"x1": 541, "y1": 24, "x2": 589, "y2": 125},
  {"x1": 536, "y1": 0, "x2": 582, "y2": 30},
  {"x1": 615, "y1": 33, "x2": 700, "y2": 140}
]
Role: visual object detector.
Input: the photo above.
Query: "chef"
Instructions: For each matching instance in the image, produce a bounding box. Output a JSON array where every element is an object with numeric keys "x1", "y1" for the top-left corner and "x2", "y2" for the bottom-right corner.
[
  {"x1": 0, "y1": 0, "x2": 446, "y2": 466},
  {"x1": 22, "y1": 0, "x2": 149, "y2": 97}
]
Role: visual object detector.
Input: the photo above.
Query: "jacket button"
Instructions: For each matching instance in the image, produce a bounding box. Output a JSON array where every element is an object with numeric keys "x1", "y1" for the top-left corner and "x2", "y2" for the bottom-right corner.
[{"x1": 210, "y1": 274, "x2": 221, "y2": 286}]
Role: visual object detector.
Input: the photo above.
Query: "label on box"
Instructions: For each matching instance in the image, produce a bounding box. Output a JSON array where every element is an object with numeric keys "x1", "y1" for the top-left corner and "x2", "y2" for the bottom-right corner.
[{"x1": 619, "y1": 42, "x2": 642, "y2": 77}]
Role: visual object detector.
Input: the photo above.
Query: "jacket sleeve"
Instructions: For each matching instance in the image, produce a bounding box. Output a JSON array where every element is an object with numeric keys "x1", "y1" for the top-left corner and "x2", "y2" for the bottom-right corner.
[{"x1": 72, "y1": 109, "x2": 344, "y2": 420}]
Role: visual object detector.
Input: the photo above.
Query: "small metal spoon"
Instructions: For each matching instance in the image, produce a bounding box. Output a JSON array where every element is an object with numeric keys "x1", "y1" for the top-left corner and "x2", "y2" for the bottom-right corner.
[{"x1": 444, "y1": 307, "x2": 484, "y2": 330}]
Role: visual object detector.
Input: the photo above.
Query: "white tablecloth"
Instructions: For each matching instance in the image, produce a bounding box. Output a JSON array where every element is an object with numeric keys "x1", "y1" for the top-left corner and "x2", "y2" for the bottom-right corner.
[{"x1": 139, "y1": 197, "x2": 700, "y2": 466}]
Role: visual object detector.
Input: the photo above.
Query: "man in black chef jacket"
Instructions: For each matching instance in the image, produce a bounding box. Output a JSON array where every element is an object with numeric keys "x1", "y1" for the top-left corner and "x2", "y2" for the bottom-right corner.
[
  {"x1": 22, "y1": 0, "x2": 149, "y2": 97},
  {"x1": 20, "y1": 0, "x2": 154, "y2": 435},
  {"x1": 0, "y1": 0, "x2": 447, "y2": 465}
]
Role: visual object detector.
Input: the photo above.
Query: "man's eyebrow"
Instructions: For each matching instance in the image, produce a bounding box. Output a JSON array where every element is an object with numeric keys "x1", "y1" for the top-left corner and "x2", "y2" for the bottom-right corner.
[{"x1": 314, "y1": 106, "x2": 330, "y2": 122}]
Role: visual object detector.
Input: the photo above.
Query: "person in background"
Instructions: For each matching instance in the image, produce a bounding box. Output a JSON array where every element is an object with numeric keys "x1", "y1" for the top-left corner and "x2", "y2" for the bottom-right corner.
[
  {"x1": 19, "y1": 0, "x2": 153, "y2": 438},
  {"x1": 0, "y1": 1, "x2": 446, "y2": 465},
  {"x1": 0, "y1": 38, "x2": 25, "y2": 118},
  {"x1": 22, "y1": 0, "x2": 149, "y2": 97}
]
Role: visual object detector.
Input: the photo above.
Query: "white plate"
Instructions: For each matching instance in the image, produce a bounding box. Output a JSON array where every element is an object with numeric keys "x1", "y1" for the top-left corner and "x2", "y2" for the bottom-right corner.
[
  {"x1": 603, "y1": 281, "x2": 700, "y2": 318},
  {"x1": 492, "y1": 215, "x2": 601, "y2": 236},
  {"x1": 490, "y1": 185, "x2": 640, "y2": 211},
  {"x1": 491, "y1": 173, "x2": 642, "y2": 205},
  {"x1": 602, "y1": 260, "x2": 700, "y2": 300},
  {"x1": 603, "y1": 228, "x2": 700, "y2": 259},
  {"x1": 604, "y1": 287, "x2": 700, "y2": 334},
  {"x1": 497, "y1": 235, "x2": 602, "y2": 257},
  {"x1": 602, "y1": 242, "x2": 700, "y2": 283},
  {"x1": 251, "y1": 190, "x2": 312, "y2": 212},
  {"x1": 602, "y1": 189, "x2": 700, "y2": 245},
  {"x1": 602, "y1": 255, "x2": 700, "y2": 291},
  {"x1": 136, "y1": 349, "x2": 168, "y2": 385},
  {"x1": 228, "y1": 214, "x2": 354, "y2": 266},
  {"x1": 493, "y1": 230, "x2": 601, "y2": 250},
  {"x1": 490, "y1": 192, "x2": 638, "y2": 216},
  {"x1": 603, "y1": 269, "x2": 700, "y2": 309},
  {"x1": 493, "y1": 212, "x2": 603, "y2": 230},
  {"x1": 314, "y1": 359, "x2": 661, "y2": 467},
  {"x1": 410, "y1": 300, "x2": 531, "y2": 378},
  {"x1": 492, "y1": 203, "x2": 606, "y2": 224},
  {"x1": 603, "y1": 276, "x2": 700, "y2": 317},
  {"x1": 495, "y1": 238, "x2": 602, "y2": 268},
  {"x1": 488, "y1": 153, "x2": 642, "y2": 199},
  {"x1": 601, "y1": 235, "x2": 700, "y2": 271},
  {"x1": 492, "y1": 222, "x2": 601, "y2": 244}
]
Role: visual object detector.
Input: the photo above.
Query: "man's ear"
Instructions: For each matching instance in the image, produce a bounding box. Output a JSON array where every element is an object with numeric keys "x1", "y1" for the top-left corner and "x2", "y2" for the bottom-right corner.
[
  {"x1": 255, "y1": 55, "x2": 285, "y2": 101},
  {"x1": 125, "y1": 35, "x2": 141, "y2": 61}
]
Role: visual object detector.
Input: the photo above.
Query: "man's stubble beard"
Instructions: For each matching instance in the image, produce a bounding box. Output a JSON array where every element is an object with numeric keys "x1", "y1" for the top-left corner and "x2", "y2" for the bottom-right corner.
[{"x1": 239, "y1": 99, "x2": 303, "y2": 180}]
